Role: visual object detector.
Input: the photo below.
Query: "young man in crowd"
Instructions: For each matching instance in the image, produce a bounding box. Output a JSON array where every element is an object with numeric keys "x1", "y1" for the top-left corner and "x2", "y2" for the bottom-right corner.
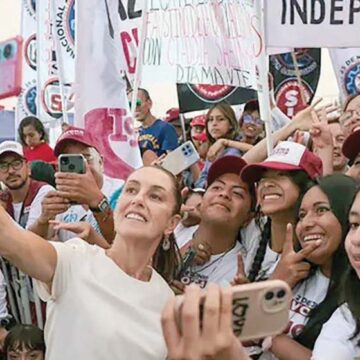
[
  {"x1": 0, "y1": 141, "x2": 54, "y2": 229},
  {"x1": 29, "y1": 127, "x2": 114, "y2": 243},
  {"x1": 128, "y1": 88, "x2": 178, "y2": 165}
]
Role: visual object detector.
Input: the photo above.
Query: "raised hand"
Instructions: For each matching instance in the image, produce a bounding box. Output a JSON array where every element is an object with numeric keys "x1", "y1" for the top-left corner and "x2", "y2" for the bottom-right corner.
[
  {"x1": 271, "y1": 224, "x2": 321, "y2": 288},
  {"x1": 207, "y1": 139, "x2": 227, "y2": 162},
  {"x1": 161, "y1": 284, "x2": 250, "y2": 360},
  {"x1": 231, "y1": 254, "x2": 249, "y2": 286},
  {"x1": 310, "y1": 110, "x2": 333, "y2": 151},
  {"x1": 38, "y1": 191, "x2": 70, "y2": 225}
]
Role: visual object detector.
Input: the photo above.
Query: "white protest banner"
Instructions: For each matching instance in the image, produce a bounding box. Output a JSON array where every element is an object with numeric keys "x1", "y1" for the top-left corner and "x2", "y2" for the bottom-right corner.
[
  {"x1": 37, "y1": 0, "x2": 74, "y2": 123},
  {"x1": 16, "y1": 0, "x2": 37, "y2": 122},
  {"x1": 75, "y1": 0, "x2": 142, "y2": 182},
  {"x1": 52, "y1": 0, "x2": 75, "y2": 84},
  {"x1": 141, "y1": 0, "x2": 261, "y2": 88},
  {"x1": 265, "y1": 0, "x2": 360, "y2": 48},
  {"x1": 329, "y1": 48, "x2": 360, "y2": 102}
]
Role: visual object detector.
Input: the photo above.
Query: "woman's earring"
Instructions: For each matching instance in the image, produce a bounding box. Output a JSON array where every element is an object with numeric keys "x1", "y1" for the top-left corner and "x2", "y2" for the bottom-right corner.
[{"x1": 162, "y1": 234, "x2": 171, "y2": 251}]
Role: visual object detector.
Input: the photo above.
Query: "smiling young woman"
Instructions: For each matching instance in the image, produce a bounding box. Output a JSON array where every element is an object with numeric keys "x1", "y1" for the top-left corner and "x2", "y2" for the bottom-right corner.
[{"x1": 0, "y1": 166, "x2": 183, "y2": 360}]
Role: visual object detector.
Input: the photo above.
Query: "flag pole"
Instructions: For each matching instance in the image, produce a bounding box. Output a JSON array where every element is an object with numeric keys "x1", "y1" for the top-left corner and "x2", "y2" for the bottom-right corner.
[
  {"x1": 131, "y1": 1, "x2": 149, "y2": 116},
  {"x1": 255, "y1": 0, "x2": 273, "y2": 155}
]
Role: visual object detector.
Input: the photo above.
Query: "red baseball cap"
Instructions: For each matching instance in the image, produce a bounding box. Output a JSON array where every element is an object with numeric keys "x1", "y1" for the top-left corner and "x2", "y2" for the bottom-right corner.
[
  {"x1": 190, "y1": 115, "x2": 206, "y2": 128},
  {"x1": 165, "y1": 108, "x2": 180, "y2": 123},
  {"x1": 342, "y1": 130, "x2": 360, "y2": 163},
  {"x1": 241, "y1": 141, "x2": 323, "y2": 183},
  {"x1": 54, "y1": 126, "x2": 99, "y2": 156},
  {"x1": 207, "y1": 155, "x2": 248, "y2": 187}
]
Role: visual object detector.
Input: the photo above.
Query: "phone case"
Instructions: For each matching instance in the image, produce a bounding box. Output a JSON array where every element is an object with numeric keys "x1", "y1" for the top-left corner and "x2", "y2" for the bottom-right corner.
[
  {"x1": 161, "y1": 141, "x2": 200, "y2": 176},
  {"x1": 229, "y1": 280, "x2": 291, "y2": 341},
  {"x1": 58, "y1": 154, "x2": 86, "y2": 174},
  {"x1": 176, "y1": 280, "x2": 291, "y2": 341}
]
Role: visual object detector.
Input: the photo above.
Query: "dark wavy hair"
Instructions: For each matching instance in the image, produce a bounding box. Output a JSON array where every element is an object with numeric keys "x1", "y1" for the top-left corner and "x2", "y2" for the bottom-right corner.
[{"x1": 18, "y1": 116, "x2": 48, "y2": 146}]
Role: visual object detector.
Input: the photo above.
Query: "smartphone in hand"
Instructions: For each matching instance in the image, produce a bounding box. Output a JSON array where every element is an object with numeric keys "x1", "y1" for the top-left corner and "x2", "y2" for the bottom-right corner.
[
  {"x1": 175, "y1": 280, "x2": 291, "y2": 341},
  {"x1": 58, "y1": 154, "x2": 86, "y2": 174}
]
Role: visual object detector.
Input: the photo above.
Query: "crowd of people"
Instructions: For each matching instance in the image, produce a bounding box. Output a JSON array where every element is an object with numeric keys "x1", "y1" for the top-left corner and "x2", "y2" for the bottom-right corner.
[{"x1": 0, "y1": 89, "x2": 359, "y2": 359}]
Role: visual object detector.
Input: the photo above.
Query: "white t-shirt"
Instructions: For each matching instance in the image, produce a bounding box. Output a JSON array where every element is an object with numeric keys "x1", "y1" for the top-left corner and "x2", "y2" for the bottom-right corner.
[
  {"x1": 312, "y1": 304, "x2": 360, "y2": 360},
  {"x1": 174, "y1": 223, "x2": 198, "y2": 248},
  {"x1": 12, "y1": 184, "x2": 54, "y2": 229},
  {"x1": 179, "y1": 241, "x2": 243, "y2": 288},
  {"x1": 35, "y1": 238, "x2": 172, "y2": 360},
  {"x1": 240, "y1": 218, "x2": 280, "y2": 280}
]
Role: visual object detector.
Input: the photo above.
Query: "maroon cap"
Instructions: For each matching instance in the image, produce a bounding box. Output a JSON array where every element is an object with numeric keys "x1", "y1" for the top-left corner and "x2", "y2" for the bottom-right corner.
[
  {"x1": 241, "y1": 141, "x2": 323, "y2": 184},
  {"x1": 190, "y1": 115, "x2": 206, "y2": 128},
  {"x1": 342, "y1": 130, "x2": 360, "y2": 163},
  {"x1": 207, "y1": 156, "x2": 248, "y2": 187},
  {"x1": 165, "y1": 108, "x2": 180, "y2": 123},
  {"x1": 54, "y1": 126, "x2": 98, "y2": 156}
]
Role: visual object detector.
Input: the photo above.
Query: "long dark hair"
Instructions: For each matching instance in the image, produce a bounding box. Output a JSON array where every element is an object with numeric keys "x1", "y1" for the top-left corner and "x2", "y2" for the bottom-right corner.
[
  {"x1": 205, "y1": 102, "x2": 240, "y2": 144},
  {"x1": 247, "y1": 170, "x2": 314, "y2": 282},
  {"x1": 18, "y1": 116, "x2": 48, "y2": 146},
  {"x1": 294, "y1": 174, "x2": 358, "y2": 349}
]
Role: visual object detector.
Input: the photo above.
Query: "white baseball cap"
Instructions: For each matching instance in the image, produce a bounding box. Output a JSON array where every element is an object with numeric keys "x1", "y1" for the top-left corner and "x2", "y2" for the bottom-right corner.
[
  {"x1": 0, "y1": 141, "x2": 24, "y2": 159},
  {"x1": 241, "y1": 141, "x2": 323, "y2": 183}
]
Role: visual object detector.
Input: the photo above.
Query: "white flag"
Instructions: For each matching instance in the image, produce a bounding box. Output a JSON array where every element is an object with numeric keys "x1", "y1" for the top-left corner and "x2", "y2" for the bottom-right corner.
[
  {"x1": 75, "y1": 0, "x2": 142, "y2": 182},
  {"x1": 16, "y1": 0, "x2": 37, "y2": 122},
  {"x1": 329, "y1": 48, "x2": 360, "y2": 102}
]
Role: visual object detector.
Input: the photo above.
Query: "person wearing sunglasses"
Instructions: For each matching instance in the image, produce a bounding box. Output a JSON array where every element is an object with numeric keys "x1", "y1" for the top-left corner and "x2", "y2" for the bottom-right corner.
[
  {"x1": 239, "y1": 99, "x2": 265, "y2": 146},
  {"x1": 128, "y1": 88, "x2": 178, "y2": 165}
]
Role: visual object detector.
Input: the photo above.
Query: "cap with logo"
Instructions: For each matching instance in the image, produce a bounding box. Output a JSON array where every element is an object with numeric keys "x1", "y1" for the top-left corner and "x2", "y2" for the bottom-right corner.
[
  {"x1": 54, "y1": 126, "x2": 99, "y2": 156},
  {"x1": 342, "y1": 129, "x2": 360, "y2": 163},
  {"x1": 241, "y1": 141, "x2": 323, "y2": 184},
  {"x1": 207, "y1": 155, "x2": 248, "y2": 187},
  {"x1": 0, "y1": 141, "x2": 24, "y2": 159},
  {"x1": 190, "y1": 115, "x2": 206, "y2": 128}
]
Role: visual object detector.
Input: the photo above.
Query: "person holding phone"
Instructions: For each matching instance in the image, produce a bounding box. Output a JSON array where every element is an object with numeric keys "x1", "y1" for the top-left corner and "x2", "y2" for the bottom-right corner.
[
  {"x1": 29, "y1": 127, "x2": 115, "y2": 243},
  {"x1": 162, "y1": 284, "x2": 251, "y2": 360},
  {"x1": 0, "y1": 165, "x2": 182, "y2": 359}
]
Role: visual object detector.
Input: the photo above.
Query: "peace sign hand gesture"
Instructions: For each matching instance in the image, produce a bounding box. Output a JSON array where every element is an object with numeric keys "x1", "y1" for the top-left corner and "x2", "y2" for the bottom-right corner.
[
  {"x1": 231, "y1": 254, "x2": 249, "y2": 286},
  {"x1": 271, "y1": 224, "x2": 321, "y2": 289}
]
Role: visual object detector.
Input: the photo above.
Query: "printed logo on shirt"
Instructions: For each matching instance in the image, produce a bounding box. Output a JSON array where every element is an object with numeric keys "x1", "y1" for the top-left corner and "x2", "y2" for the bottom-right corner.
[
  {"x1": 180, "y1": 270, "x2": 208, "y2": 289},
  {"x1": 138, "y1": 134, "x2": 160, "y2": 151}
]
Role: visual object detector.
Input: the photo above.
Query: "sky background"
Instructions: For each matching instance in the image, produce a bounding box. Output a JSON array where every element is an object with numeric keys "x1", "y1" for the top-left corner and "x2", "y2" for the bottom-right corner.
[{"x1": 0, "y1": 1, "x2": 340, "y2": 118}]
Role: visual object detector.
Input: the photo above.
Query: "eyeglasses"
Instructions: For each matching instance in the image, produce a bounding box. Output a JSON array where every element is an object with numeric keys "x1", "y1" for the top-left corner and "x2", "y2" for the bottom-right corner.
[
  {"x1": 339, "y1": 109, "x2": 360, "y2": 126},
  {"x1": 0, "y1": 159, "x2": 24, "y2": 173},
  {"x1": 128, "y1": 99, "x2": 142, "y2": 108},
  {"x1": 243, "y1": 114, "x2": 264, "y2": 126}
]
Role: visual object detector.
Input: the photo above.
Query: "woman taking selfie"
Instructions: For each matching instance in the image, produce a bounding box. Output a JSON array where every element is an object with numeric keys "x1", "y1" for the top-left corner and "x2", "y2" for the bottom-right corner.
[{"x1": 0, "y1": 166, "x2": 182, "y2": 359}]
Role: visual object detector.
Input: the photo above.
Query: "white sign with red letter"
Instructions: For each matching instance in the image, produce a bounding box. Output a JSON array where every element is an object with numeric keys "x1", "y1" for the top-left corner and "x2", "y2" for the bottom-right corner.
[{"x1": 75, "y1": 0, "x2": 142, "y2": 182}]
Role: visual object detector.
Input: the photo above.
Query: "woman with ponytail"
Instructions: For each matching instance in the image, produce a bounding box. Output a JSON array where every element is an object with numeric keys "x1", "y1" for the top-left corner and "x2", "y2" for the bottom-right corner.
[{"x1": 240, "y1": 141, "x2": 322, "y2": 282}]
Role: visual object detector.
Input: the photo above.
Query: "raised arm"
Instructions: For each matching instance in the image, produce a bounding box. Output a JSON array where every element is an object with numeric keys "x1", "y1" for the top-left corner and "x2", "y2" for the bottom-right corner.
[{"x1": 0, "y1": 207, "x2": 56, "y2": 283}]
